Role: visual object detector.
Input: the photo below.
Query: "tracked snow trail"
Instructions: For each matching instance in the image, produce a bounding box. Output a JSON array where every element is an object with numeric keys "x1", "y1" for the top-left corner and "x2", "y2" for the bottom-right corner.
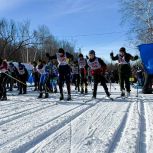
[
  {"x1": 0, "y1": 91, "x2": 103, "y2": 152},
  {"x1": 106, "y1": 97, "x2": 143, "y2": 153},
  {"x1": 0, "y1": 84, "x2": 153, "y2": 153},
  {"x1": 144, "y1": 95, "x2": 153, "y2": 153},
  {"x1": 27, "y1": 101, "x2": 129, "y2": 153}
]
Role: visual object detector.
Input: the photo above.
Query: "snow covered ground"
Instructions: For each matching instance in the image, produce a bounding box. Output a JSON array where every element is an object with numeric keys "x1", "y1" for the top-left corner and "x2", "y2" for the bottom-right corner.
[{"x1": 0, "y1": 83, "x2": 153, "y2": 153}]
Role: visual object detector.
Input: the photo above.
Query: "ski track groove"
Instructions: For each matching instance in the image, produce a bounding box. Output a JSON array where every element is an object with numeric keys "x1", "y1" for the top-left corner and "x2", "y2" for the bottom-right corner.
[
  {"x1": 145, "y1": 99, "x2": 153, "y2": 153},
  {"x1": 108, "y1": 101, "x2": 138, "y2": 153},
  {"x1": 73, "y1": 102, "x2": 125, "y2": 152},
  {"x1": 26, "y1": 102, "x2": 112, "y2": 153},
  {"x1": 135, "y1": 96, "x2": 146, "y2": 153},
  {"x1": 27, "y1": 99, "x2": 123, "y2": 153},
  {"x1": 72, "y1": 101, "x2": 130, "y2": 153},
  {"x1": 0, "y1": 91, "x2": 84, "y2": 110},
  {"x1": 105, "y1": 102, "x2": 132, "y2": 153},
  {"x1": 0, "y1": 86, "x2": 150, "y2": 153},
  {"x1": 0, "y1": 97, "x2": 102, "y2": 153},
  {"x1": 105, "y1": 95, "x2": 147, "y2": 153},
  {"x1": 145, "y1": 103, "x2": 151, "y2": 153},
  {"x1": 0, "y1": 103, "x2": 57, "y2": 126},
  {"x1": 0, "y1": 93, "x2": 89, "y2": 126}
]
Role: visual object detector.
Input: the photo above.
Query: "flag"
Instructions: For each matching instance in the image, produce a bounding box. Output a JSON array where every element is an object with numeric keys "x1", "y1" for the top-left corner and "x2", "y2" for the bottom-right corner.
[{"x1": 138, "y1": 43, "x2": 153, "y2": 74}]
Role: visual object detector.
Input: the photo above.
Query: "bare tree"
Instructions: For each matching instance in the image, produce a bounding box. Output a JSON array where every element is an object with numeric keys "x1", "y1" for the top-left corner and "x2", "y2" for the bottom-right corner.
[
  {"x1": 0, "y1": 18, "x2": 76, "y2": 62},
  {"x1": 0, "y1": 18, "x2": 16, "y2": 58},
  {"x1": 119, "y1": 0, "x2": 153, "y2": 44},
  {"x1": 11, "y1": 20, "x2": 34, "y2": 62}
]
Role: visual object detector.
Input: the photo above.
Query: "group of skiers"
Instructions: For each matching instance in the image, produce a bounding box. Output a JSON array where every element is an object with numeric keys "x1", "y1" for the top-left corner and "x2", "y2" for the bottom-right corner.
[{"x1": 0, "y1": 47, "x2": 140, "y2": 101}]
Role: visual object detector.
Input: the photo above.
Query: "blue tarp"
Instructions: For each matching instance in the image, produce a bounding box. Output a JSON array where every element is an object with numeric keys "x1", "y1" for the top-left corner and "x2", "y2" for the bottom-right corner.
[{"x1": 138, "y1": 43, "x2": 153, "y2": 74}]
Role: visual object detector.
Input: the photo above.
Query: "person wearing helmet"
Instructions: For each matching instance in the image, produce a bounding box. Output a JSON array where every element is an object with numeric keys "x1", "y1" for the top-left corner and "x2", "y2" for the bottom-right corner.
[
  {"x1": 78, "y1": 53, "x2": 88, "y2": 94},
  {"x1": 110, "y1": 47, "x2": 138, "y2": 97},
  {"x1": 46, "y1": 48, "x2": 73, "y2": 101},
  {"x1": 87, "y1": 50, "x2": 110, "y2": 99}
]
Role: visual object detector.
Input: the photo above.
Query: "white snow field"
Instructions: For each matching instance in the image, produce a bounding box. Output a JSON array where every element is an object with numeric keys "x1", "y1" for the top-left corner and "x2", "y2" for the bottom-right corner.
[{"x1": 0, "y1": 83, "x2": 153, "y2": 153}]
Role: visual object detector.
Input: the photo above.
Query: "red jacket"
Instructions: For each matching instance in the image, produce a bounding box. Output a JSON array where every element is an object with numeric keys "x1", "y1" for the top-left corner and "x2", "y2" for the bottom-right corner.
[{"x1": 0, "y1": 61, "x2": 8, "y2": 73}]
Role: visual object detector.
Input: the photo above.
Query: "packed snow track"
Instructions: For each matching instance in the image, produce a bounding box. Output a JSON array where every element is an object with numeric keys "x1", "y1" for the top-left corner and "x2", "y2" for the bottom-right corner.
[{"x1": 0, "y1": 84, "x2": 152, "y2": 153}]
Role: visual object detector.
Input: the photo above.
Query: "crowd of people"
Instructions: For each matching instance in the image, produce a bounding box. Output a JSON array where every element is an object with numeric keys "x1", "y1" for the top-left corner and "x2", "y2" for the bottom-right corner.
[{"x1": 0, "y1": 47, "x2": 151, "y2": 101}]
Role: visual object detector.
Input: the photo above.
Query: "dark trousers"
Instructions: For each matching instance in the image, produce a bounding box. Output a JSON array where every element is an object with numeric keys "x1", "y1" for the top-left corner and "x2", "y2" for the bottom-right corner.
[
  {"x1": 72, "y1": 74, "x2": 80, "y2": 90},
  {"x1": 80, "y1": 69, "x2": 88, "y2": 88},
  {"x1": 33, "y1": 73, "x2": 40, "y2": 90},
  {"x1": 9, "y1": 73, "x2": 16, "y2": 91},
  {"x1": 93, "y1": 74, "x2": 110, "y2": 97},
  {"x1": 0, "y1": 73, "x2": 8, "y2": 98},
  {"x1": 18, "y1": 75, "x2": 27, "y2": 94},
  {"x1": 58, "y1": 65, "x2": 71, "y2": 95},
  {"x1": 119, "y1": 73, "x2": 130, "y2": 92}
]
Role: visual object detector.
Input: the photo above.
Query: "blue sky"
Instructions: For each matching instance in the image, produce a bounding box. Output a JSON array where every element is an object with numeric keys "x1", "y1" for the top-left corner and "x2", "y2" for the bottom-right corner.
[{"x1": 0, "y1": 0, "x2": 138, "y2": 61}]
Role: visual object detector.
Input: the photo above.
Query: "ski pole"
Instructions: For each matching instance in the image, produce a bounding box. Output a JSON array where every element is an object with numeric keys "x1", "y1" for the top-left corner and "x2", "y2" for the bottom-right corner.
[
  {"x1": 104, "y1": 76, "x2": 116, "y2": 90},
  {"x1": 3, "y1": 72, "x2": 27, "y2": 86}
]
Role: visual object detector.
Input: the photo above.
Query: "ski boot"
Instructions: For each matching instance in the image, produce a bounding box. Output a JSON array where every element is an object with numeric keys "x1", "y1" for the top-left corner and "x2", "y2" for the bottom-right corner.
[
  {"x1": 67, "y1": 94, "x2": 71, "y2": 101},
  {"x1": 126, "y1": 92, "x2": 130, "y2": 97},
  {"x1": 85, "y1": 88, "x2": 88, "y2": 94},
  {"x1": 38, "y1": 93, "x2": 43, "y2": 98},
  {"x1": 1, "y1": 96, "x2": 7, "y2": 101},
  {"x1": 45, "y1": 93, "x2": 49, "y2": 98},
  {"x1": 81, "y1": 88, "x2": 84, "y2": 94},
  {"x1": 60, "y1": 94, "x2": 64, "y2": 100},
  {"x1": 121, "y1": 90, "x2": 125, "y2": 97},
  {"x1": 54, "y1": 88, "x2": 57, "y2": 93}
]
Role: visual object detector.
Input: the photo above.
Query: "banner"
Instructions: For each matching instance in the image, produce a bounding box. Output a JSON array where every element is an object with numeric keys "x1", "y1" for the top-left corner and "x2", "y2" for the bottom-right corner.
[{"x1": 138, "y1": 43, "x2": 153, "y2": 74}]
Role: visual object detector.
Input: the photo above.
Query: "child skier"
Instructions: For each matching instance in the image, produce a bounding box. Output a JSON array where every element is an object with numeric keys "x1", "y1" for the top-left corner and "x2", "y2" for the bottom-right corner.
[
  {"x1": 78, "y1": 53, "x2": 88, "y2": 94},
  {"x1": 46, "y1": 48, "x2": 73, "y2": 101},
  {"x1": 110, "y1": 47, "x2": 138, "y2": 97},
  {"x1": 0, "y1": 58, "x2": 8, "y2": 100},
  {"x1": 72, "y1": 60, "x2": 80, "y2": 92},
  {"x1": 17, "y1": 62, "x2": 29, "y2": 94},
  {"x1": 87, "y1": 50, "x2": 110, "y2": 99}
]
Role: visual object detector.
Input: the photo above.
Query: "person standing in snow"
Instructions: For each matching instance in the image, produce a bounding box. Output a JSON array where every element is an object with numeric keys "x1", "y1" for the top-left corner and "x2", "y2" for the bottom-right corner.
[
  {"x1": 50, "y1": 62, "x2": 58, "y2": 93},
  {"x1": 78, "y1": 53, "x2": 88, "y2": 94},
  {"x1": 37, "y1": 60, "x2": 51, "y2": 98},
  {"x1": 17, "y1": 62, "x2": 29, "y2": 94},
  {"x1": 32, "y1": 61, "x2": 40, "y2": 91},
  {"x1": 46, "y1": 48, "x2": 73, "y2": 101},
  {"x1": 8, "y1": 62, "x2": 19, "y2": 91},
  {"x1": 110, "y1": 47, "x2": 138, "y2": 97},
  {"x1": 0, "y1": 58, "x2": 8, "y2": 100},
  {"x1": 72, "y1": 60, "x2": 80, "y2": 92},
  {"x1": 87, "y1": 50, "x2": 110, "y2": 99}
]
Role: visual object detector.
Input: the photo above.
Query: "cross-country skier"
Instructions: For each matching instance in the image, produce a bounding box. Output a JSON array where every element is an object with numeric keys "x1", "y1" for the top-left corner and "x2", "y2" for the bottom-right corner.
[
  {"x1": 8, "y1": 62, "x2": 19, "y2": 91},
  {"x1": 78, "y1": 53, "x2": 88, "y2": 94},
  {"x1": 72, "y1": 60, "x2": 80, "y2": 92},
  {"x1": 37, "y1": 60, "x2": 51, "y2": 98},
  {"x1": 32, "y1": 61, "x2": 40, "y2": 91},
  {"x1": 110, "y1": 47, "x2": 138, "y2": 97},
  {"x1": 0, "y1": 58, "x2": 8, "y2": 100},
  {"x1": 87, "y1": 50, "x2": 110, "y2": 99},
  {"x1": 46, "y1": 48, "x2": 73, "y2": 101},
  {"x1": 17, "y1": 62, "x2": 29, "y2": 94}
]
